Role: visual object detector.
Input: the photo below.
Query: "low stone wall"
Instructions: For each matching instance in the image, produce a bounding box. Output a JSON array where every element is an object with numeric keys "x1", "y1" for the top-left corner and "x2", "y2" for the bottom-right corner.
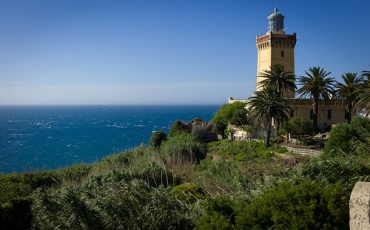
[
  {"x1": 281, "y1": 145, "x2": 322, "y2": 155},
  {"x1": 350, "y1": 182, "x2": 370, "y2": 230}
]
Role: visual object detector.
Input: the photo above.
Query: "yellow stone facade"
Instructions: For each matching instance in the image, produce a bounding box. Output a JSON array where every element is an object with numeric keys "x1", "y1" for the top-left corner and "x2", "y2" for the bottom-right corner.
[
  {"x1": 289, "y1": 99, "x2": 349, "y2": 130},
  {"x1": 256, "y1": 32, "x2": 296, "y2": 98},
  {"x1": 256, "y1": 8, "x2": 296, "y2": 98}
]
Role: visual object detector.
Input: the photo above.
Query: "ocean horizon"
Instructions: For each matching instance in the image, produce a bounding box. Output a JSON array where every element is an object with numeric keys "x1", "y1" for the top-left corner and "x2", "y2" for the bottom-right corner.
[{"x1": 0, "y1": 105, "x2": 220, "y2": 173}]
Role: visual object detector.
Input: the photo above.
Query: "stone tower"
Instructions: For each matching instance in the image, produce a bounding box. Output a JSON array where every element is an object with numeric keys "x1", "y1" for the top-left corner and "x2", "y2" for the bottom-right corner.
[{"x1": 256, "y1": 8, "x2": 297, "y2": 98}]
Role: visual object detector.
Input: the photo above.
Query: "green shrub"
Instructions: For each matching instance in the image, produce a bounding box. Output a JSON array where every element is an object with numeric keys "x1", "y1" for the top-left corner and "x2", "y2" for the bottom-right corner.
[
  {"x1": 207, "y1": 140, "x2": 271, "y2": 160},
  {"x1": 325, "y1": 124, "x2": 355, "y2": 154},
  {"x1": 0, "y1": 197, "x2": 32, "y2": 230},
  {"x1": 211, "y1": 102, "x2": 246, "y2": 135},
  {"x1": 282, "y1": 117, "x2": 313, "y2": 135},
  {"x1": 198, "y1": 197, "x2": 238, "y2": 230},
  {"x1": 191, "y1": 123, "x2": 217, "y2": 143},
  {"x1": 236, "y1": 180, "x2": 348, "y2": 229},
  {"x1": 298, "y1": 154, "x2": 370, "y2": 187},
  {"x1": 0, "y1": 164, "x2": 91, "y2": 205},
  {"x1": 0, "y1": 164, "x2": 91, "y2": 230},
  {"x1": 324, "y1": 117, "x2": 370, "y2": 154},
  {"x1": 169, "y1": 120, "x2": 189, "y2": 137},
  {"x1": 211, "y1": 121, "x2": 227, "y2": 138},
  {"x1": 108, "y1": 163, "x2": 180, "y2": 187},
  {"x1": 191, "y1": 160, "x2": 246, "y2": 196},
  {"x1": 270, "y1": 136, "x2": 284, "y2": 144},
  {"x1": 161, "y1": 133, "x2": 206, "y2": 162},
  {"x1": 272, "y1": 146, "x2": 288, "y2": 153},
  {"x1": 98, "y1": 148, "x2": 181, "y2": 187},
  {"x1": 32, "y1": 179, "x2": 194, "y2": 230},
  {"x1": 172, "y1": 183, "x2": 206, "y2": 203},
  {"x1": 150, "y1": 130, "x2": 167, "y2": 148},
  {"x1": 235, "y1": 153, "x2": 245, "y2": 162},
  {"x1": 230, "y1": 109, "x2": 249, "y2": 126}
]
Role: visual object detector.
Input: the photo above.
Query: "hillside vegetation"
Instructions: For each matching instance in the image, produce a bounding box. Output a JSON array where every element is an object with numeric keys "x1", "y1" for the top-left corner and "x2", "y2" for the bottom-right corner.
[{"x1": 0, "y1": 116, "x2": 369, "y2": 229}]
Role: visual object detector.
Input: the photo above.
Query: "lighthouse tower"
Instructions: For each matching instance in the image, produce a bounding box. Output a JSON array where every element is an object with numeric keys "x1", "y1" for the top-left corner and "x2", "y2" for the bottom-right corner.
[{"x1": 256, "y1": 8, "x2": 297, "y2": 98}]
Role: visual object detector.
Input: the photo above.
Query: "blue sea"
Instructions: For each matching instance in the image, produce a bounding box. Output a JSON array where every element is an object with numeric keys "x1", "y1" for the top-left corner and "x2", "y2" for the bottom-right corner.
[{"x1": 0, "y1": 105, "x2": 219, "y2": 173}]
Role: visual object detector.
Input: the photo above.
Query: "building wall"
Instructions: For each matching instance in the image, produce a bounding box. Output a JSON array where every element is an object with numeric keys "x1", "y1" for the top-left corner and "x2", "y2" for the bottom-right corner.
[
  {"x1": 256, "y1": 39, "x2": 271, "y2": 91},
  {"x1": 256, "y1": 32, "x2": 296, "y2": 98},
  {"x1": 228, "y1": 97, "x2": 248, "y2": 104},
  {"x1": 289, "y1": 99, "x2": 349, "y2": 130}
]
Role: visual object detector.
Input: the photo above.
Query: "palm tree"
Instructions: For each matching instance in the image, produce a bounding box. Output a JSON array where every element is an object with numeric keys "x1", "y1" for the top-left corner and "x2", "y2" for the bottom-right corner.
[
  {"x1": 297, "y1": 67, "x2": 336, "y2": 132},
  {"x1": 336, "y1": 72, "x2": 364, "y2": 123},
  {"x1": 259, "y1": 64, "x2": 296, "y2": 130},
  {"x1": 248, "y1": 87, "x2": 290, "y2": 147},
  {"x1": 259, "y1": 64, "x2": 296, "y2": 97},
  {"x1": 354, "y1": 71, "x2": 370, "y2": 114},
  {"x1": 362, "y1": 70, "x2": 370, "y2": 79}
]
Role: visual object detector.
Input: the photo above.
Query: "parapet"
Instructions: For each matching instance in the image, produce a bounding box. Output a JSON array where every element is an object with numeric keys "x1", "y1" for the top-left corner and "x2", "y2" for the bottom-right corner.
[{"x1": 228, "y1": 97, "x2": 248, "y2": 104}]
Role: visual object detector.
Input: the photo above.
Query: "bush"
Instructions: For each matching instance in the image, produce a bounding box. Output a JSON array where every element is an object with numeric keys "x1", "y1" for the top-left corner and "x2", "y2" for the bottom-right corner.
[
  {"x1": 191, "y1": 123, "x2": 217, "y2": 143},
  {"x1": 169, "y1": 120, "x2": 189, "y2": 137},
  {"x1": 0, "y1": 197, "x2": 32, "y2": 230},
  {"x1": 172, "y1": 184, "x2": 206, "y2": 203},
  {"x1": 161, "y1": 133, "x2": 206, "y2": 162},
  {"x1": 207, "y1": 140, "x2": 271, "y2": 160},
  {"x1": 211, "y1": 121, "x2": 227, "y2": 138},
  {"x1": 273, "y1": 146, "x2": 288, "y2": 153},
  {"x1": 230, "y1": 109, "x2": 249, "y2": 126},
  {"x1": 0, "y1": 164, "x2": 91, "y2": 230},
  {"x1": 282, "y1": 117, "x2": 313, "y2": 135},
  {"x1": 99, "y1": 147, "x2": 181, "y2": 187},
  {"x1": 324, "y1": 117, "x2": 370, "y2": 154},
  {"x1": 198, "y1": 197, "x2": 238, "y2": 230},
  {"x1": 191, "y1": 160, "x2": 246, "y2": 196},
  {"x1": 150, "y1": 130, "x2": 167, "y2": 148},
  {"x1": 211, "y1": 102, "x2": 246, "y2": 135},
  {"x1": 236, "y1": 180, "x2": 348, "y2": 229},
  {"x1": 108, "y1": 163, "x2": 180, "y2": 187},
  {"x1": 298, "y1": 154, "x2": 370, "y2": 187},
  {"x1": 32, "y1": 179, "x2": 194, "y2": 229}
]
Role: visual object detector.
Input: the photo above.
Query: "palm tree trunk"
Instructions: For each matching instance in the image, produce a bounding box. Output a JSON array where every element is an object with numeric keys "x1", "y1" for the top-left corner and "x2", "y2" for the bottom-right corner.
[
  {"x1": 313, "y1": 98, "x2": 319, "y2": 132},
  {"x1": 276, "y1": 118, "x2": 281, "y2": 133},
  {"x1": 265, "y1": 118, "x2": 272, "y2": 147},
  {"x1": 347, "y1": 104, "x2": 352, "y2": 123}
]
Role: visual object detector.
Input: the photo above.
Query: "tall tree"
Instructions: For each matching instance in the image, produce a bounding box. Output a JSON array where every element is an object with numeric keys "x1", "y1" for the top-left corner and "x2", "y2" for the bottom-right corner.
[
  {"x1": 297, "y1": 67, "x2": 336, "y2": 132},
  {"x1": 336, "y1": 72, "x2": 364, "y2": 123},
  {"x1": 354, "y1": 71, "x2": 370, "y2": 115},
  {"x1": 259, "y1": 64, "x2": 296, "y2": 97},
  {"x1": 259, "y1": 64, "x2": 296, "y2": 130},
  {"x1": 248, "y1": 87, "x2": 290, "y2": 147}
]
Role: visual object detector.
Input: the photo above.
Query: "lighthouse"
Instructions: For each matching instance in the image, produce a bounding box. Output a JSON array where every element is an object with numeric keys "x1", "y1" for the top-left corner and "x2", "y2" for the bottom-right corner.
[{"x1": 256, "y1": 8, "x2": 297, "y2": 98}]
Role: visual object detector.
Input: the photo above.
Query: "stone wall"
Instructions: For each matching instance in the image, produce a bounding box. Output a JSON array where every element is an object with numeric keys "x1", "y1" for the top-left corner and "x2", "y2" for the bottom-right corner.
[
  {"x1": 282, "y1": 145, "x2": 322, "y2": 155},
  {"x1": 350, "y1": 182, "x2": 370, "y2": 230}
]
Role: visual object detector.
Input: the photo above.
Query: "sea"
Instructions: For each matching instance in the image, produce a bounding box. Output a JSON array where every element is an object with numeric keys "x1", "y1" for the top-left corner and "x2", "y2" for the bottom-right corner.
[{"x1": 0, "y1": 105, "x2": 220, "y2": 174}]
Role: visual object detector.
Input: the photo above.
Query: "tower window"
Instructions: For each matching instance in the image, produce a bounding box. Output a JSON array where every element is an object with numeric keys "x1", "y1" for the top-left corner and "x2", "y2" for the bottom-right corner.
[
  {"x1": 310, "y1": 110, "x2": 313, "y2": 120},
  {"x1": 281, "y1": 50, "x2": 284, "y2": 57},
  {"x1": 290, "y1": 110, "x2": 294, "y2": 118},
  {"x1": 327, "y1": 110, "x2": 332, "y2": 120}
]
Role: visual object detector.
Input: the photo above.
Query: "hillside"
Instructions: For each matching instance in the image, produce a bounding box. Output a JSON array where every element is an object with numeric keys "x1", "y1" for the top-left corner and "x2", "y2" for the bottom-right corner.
[{"x1": 0, "y1": 116, "x2": 369, "y2": 229}]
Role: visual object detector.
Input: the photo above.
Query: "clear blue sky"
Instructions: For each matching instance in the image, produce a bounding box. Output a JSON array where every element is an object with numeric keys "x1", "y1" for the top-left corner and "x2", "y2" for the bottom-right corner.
[{"x1": 0, "y1": 0, "x2": 369, "y2": 105}]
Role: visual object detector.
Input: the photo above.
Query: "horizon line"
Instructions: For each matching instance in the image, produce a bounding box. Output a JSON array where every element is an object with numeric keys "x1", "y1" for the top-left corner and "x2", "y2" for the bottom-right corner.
[{"x1": 0, "y1": 104, "x2": 223, "y2": 106}]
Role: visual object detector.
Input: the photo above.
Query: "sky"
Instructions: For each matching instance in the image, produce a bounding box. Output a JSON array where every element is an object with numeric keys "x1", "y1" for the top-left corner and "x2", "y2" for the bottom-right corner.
[{"x1": 0, "y1": 0, "x2": 369, "y2": 105}]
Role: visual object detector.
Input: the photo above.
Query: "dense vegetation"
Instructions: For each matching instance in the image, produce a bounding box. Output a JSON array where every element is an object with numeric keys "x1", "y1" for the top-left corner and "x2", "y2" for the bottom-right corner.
[
  {"x1": 1, "y1": 116, "x2": 369, "y2": 229},
  {"x1": 1, "y1": 65, "x2": 369, "y2": 229}
]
